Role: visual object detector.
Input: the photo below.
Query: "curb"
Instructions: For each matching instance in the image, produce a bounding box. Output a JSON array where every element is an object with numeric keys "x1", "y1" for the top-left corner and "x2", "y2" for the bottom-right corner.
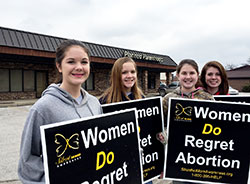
[{"x1": 0, "y1": 99, "x2": 37, "y2": 108}]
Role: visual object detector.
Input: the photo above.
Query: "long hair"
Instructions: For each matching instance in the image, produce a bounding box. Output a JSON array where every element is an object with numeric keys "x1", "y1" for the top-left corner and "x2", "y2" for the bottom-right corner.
[
  {"x1": 200, "y1": 61, "x2": 229, "y2": 95},
  {"x1": 101, "y1": 57, "x2": 143, "y2": 103}
]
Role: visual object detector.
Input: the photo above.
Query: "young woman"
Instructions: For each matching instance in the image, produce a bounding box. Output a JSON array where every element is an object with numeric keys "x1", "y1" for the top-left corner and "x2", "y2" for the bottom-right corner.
[
  {"x1": 99, "y1": 57, "x2": 153, "y2": 184},
  {"x1": 157, "y1": 59, "x2": 214, "y2": 184},
  {"x1": 162, "y1": 59, "x2": 214, "y2": 124},
  {"x1": 200, "y1": 61, "x2": 229, "y2": 95},
  {"x1": 99, "y1": 57, "x2": 144, "y2": 104},
  {"x1": 18, "y1": 39, "x2": 102, "y2": 183}
]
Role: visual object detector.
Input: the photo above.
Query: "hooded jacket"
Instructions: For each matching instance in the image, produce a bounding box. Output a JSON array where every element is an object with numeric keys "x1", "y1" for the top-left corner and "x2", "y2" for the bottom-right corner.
[
  {"x1": 162, "y1": 87, "x2": 214, "y2": 126},
  {"x1": 18, "y1": 84, "x2": 102, "y2": 184}
]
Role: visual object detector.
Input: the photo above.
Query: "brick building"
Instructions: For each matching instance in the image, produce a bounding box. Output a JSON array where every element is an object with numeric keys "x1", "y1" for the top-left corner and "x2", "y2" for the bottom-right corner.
[
  {"x1": 0, "y1": 26, "x2": 177, "y2": 100},
  {"x1": 226, "y1": 65, "x2": 250, "y2": 91}
]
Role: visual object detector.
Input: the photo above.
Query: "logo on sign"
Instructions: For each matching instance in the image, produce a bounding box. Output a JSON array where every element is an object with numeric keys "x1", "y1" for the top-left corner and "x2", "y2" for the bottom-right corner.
[
  {"x1": 54, "y1": 133, "x2": 82, "y2": 167},
  {"x1": 174, "y1": 103, "x2": 192, "y2": 122}
]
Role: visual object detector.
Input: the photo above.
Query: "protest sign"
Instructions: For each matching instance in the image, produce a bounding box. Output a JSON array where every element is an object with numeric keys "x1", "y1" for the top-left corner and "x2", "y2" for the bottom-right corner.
[
  {"x1": 214, "y1": 95, "x2": 250, "y2": 104},
  {"x1": 40, "y1": 109, "x2": 143, "y2": 184},
  {"x1": 102, "y1": 96, "x2": 165, "y2": 183},
  {"x1": 163, "y1": 98, "x2": 250, "y2": 184}
]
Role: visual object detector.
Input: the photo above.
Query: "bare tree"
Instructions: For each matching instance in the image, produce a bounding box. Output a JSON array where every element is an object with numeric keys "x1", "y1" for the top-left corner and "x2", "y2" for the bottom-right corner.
[
  {"x1": 225, "y1": 58, "x2": 250, "y2": 70},
  {"x1": 247, "y1": 57, "x2": 250, "y2": 64},
  {"x1": 225, "y1": 64, "x2": 236, "y2": 70}
]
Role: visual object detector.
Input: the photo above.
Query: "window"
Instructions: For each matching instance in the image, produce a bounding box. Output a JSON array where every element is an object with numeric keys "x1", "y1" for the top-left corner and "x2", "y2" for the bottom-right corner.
[
  {"x1": 10, "y1": 69, "x2": 22, "y2": 92},
  {"x1": 0, "y1": 69, "x2": 9, "y2": 92},
  {"x1": 82, "y1": 73, "x2": 94, "y2": 90},
  {"x1": 24, "y1": 70, "x2": 35, "y2": 91},
  {"x1": 148, "y1": 74, "x2": 156, "y2": 89},
  {"x1": 0, "y1": 69, "x2": 37, "y2": 93}
]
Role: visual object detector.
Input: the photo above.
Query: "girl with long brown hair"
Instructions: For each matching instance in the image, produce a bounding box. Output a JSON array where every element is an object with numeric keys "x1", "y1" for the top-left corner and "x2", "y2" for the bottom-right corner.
[
  {"x1": 18, "y1": 40, "x2": 102, "y2": 183},
  {"x1": 200, "y1": 61, "x2": 229, "y2": 95}
]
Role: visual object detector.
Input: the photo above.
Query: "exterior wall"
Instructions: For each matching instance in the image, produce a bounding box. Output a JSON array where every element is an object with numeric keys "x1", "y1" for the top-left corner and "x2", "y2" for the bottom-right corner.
[
  {"x1": 0, "y1": 61, "x2": 56, "y2": 100},
  {"x1": 0, "y1": 91, "x2": 36, "y2": 100},
  {"x1": 0, "y1": 61, "x2": 161, "y2": 100},
  {"x1": 89, "y1": 68, "x2": 111, "y2": 97},
  {"x1": 155, "y1": 72, "x2": 161, "y2": 91},
  {"x1": 89, "y1": 68, "x2": 158, "y2": 97},
  {"x1": 167, "y1": 72, "x2": 173, "y2": 85},
  {"x1": 228, "y1": 79, "x2": 250, "y2": 91},
  {"x1": 226, "y1": 65, "x2": 250, "y2": 91},
  {"x1": 137, "y1": 70, "x2": 145, "y2": 92},
  {"x1": 142, "y1": 70, "x2": 148, "y2": 94}
]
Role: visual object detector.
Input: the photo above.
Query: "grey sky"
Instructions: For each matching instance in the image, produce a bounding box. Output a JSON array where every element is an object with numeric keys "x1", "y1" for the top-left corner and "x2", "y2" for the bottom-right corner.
[{"x1": 1, "y1": 0, "x2": 250, "y2": 69}]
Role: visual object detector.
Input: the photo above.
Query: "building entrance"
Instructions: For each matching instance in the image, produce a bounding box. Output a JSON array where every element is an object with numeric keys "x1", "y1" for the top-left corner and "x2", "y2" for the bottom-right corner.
[{"x1": 36, "y1": 71, "x2": 47, "y2": 98}]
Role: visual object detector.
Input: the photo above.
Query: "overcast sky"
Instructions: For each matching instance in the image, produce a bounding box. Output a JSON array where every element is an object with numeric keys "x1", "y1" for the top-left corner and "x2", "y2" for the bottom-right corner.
[{"x1": 1, "y1": 0, "x2": 250, "y2": 69}]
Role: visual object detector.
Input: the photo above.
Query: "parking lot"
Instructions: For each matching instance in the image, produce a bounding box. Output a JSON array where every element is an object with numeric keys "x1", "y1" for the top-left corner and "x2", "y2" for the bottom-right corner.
[
  {"x1": 0, "y1": 102, "x2": 171, "y2": 184},
  {"x1": 0, "y1": 105, "x2": 30, "y2": 184}
]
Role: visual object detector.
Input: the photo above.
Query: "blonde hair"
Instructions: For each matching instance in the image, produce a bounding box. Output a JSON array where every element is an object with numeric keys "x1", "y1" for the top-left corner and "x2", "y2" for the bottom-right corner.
[{"x1": 101, "y1": 57, "x2": 143, "y2": 103}]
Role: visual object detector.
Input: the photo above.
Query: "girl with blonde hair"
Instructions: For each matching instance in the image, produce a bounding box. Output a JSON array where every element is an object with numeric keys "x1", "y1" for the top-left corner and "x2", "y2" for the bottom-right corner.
[{"x1": 99, "y1": 57, "x2": 144, "y2": 104}]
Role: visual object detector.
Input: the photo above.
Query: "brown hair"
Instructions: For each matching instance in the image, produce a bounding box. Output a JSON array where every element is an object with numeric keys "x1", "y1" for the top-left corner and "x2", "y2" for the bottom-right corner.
[
  {"x1": 55, "y1": 39, "x2": 90, "y2": 66},
  {"x1": 101, "y1": 57, "x2": 143, "y2": 103},
  {"x1": 176, "y1": 59, "x2": 199, "y2": 74},
  {"x1": 200, "y1": 61, "x2": 229, "y2": 95},
  {"x1": 176, "y1": 59, "x2": 201, "y2": 87},
  {"x1": 55, "y1": 39, "x2": 90, "y2": 83}
]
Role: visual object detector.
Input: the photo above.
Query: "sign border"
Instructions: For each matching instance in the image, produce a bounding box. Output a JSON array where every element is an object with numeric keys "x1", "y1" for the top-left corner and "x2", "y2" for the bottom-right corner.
[
  {"x1": 102, "y1": 96, "x2": 164, "y2": 182},
  {"x1": 163, "y1": 97, "x2": 250, "y2": 184},
  {"x1": 40, "y1": 108, "x2": 143, "y2": 184}
]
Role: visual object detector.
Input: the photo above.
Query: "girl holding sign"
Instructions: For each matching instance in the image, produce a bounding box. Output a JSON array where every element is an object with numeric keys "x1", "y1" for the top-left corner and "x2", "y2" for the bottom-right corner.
[
  {"x1": 158, "y1": 59, "x2": 214, "y2": 184},
  {"x1": 200, "y1": 61, "x2": 229, "y2": 95},
  {"x1": 99, "y1": 57, "x2": 153, "y2": 183},
  {"x1": 18, "y1": 39, "x2": 102, "y2": 183},
  {"x1": 99, "y1": 57, "x2": 144, "y2": 104}
]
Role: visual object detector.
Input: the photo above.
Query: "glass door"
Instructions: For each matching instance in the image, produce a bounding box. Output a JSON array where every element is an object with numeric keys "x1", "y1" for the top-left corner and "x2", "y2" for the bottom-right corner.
[{"x1": 36, "y1": 71, "x2": 47, "y2": 98}]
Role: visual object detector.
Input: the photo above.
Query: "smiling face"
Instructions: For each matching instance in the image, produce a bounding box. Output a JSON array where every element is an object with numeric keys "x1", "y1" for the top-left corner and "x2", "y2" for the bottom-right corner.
[
  {"x1": 121, "y1": 61, "x2": 137, "y2": 92},
  {"x1": 205, "y1": 66, "x2": 221, "y2": 91},
  {"x1": 177, "y1": 64, "x2": 198, "y2": 93},
  {"x1": 56, "y1": 46, "x2": 90, "y2": 90}
]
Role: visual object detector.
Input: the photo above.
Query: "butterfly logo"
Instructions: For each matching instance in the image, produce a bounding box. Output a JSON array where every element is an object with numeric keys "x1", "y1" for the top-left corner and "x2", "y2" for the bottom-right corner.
[
  {"x1": 175, "y1": 103, "x2": 192, "y2": 116},
  {"x1": 55, "y1": 133, "x2": 80, "y2": 157}
]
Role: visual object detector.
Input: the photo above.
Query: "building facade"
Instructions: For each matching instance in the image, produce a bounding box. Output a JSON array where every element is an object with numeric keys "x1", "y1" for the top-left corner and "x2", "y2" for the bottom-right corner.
[
  {"x1": 0, "y1": 27, "x2": 177, "y2": 100},
  {"x1": 226, "y1": 65, "x2": 250, "y2": 91}
]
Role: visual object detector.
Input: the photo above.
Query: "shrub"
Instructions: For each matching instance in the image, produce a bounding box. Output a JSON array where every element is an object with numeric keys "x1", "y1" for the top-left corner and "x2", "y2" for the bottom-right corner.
[{"x1": 242, "y1": 84, "x2": 250, "y2": 92}]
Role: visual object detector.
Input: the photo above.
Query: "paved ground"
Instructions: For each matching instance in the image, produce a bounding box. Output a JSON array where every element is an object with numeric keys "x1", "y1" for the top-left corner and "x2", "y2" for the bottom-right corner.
[
  {"x1": 1, "y1": 94, "x2": 249, "y2": 184},
  {"x1": 0, "y1": 105, "x2": 30, "y2": 184}
]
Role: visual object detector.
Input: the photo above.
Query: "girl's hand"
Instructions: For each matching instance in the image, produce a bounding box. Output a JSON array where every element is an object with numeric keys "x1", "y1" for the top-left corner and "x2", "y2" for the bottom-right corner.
[{"x1": 156, "y1": 132, "x2": 167, "y2": 145}]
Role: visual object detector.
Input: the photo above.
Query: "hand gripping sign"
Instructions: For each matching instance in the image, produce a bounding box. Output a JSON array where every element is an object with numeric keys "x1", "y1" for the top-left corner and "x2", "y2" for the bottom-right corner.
[{"x1": 41, "y1": 109, "x2": 143, "y2": 184}]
